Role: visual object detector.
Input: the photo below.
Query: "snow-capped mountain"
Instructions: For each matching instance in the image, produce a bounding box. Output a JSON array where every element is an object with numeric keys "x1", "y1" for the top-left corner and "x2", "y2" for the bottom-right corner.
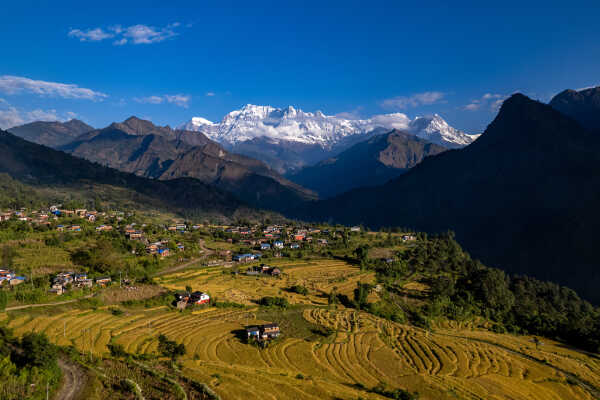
[
  {"x1": 180, "y1": 104, "x2": 477, "y2": 149},
  {"x1": 409, "y1": 114, "x2": 481, "y2": 149}
]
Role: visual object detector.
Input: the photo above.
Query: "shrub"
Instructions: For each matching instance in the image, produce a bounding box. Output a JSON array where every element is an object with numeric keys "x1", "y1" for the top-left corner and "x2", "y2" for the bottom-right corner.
[
  {"x1": 259, "y1": 296, "x2": 289, "y2": 309},
  {"x1": 290, "y1": 285, "x2": 308, "y2": 295}
]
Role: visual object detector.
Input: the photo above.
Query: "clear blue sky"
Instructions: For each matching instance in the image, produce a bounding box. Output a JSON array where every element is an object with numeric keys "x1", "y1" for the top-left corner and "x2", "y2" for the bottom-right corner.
[{"x1": 1, "y1": 0, "x2": 599, "y2": 132}]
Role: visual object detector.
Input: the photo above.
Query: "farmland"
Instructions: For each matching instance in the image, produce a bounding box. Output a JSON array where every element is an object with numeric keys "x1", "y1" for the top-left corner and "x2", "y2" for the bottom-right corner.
[
  {"x1": 6, "y1": 302, "x2": 599, "y2": 400},
  {"x1": 155, "y1": 258, "x2": 376, "y2": 306}
]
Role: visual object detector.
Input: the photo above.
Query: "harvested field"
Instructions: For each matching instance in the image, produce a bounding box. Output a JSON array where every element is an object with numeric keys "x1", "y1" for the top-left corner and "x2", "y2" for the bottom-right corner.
[
  {"x1": 156, "y1": 259, "x2": 376, "y2": 305},
  {"x1": 7, "y1": 306, "x2": 599, "y2": 400}
]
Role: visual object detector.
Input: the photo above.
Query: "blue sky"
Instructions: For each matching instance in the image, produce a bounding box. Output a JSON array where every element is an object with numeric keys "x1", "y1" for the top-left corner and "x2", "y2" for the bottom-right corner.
[{"x1": 1, "y1": 0, "x2": 599, "y2": 132}]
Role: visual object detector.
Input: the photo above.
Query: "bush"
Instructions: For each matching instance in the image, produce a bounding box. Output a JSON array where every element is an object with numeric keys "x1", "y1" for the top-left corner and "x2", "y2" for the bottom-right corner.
[
  {"x1": 259, "y1": 296, "x2": 289, "y2": 309},
  {"x1": 157, "y1": 334, "x2": 186, "y2": 360},
  {"x1": 290, "y1": 285, "x2": 308, "y2": 295},
  {"x1": 107, "y1": 343, "x2": 128, "y2": 358}
]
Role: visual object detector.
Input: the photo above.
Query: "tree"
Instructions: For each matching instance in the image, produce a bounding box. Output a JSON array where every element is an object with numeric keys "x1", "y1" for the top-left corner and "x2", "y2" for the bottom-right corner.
[
  {"x1": 19, "y1": 332, "x2": 57, "y2": 369},
  {"x1": 158, "y1": 334, "x2": 186, "y2": 360},
  {"x1": 0, "y1": 291, "x2": 7, "y2": 311}
]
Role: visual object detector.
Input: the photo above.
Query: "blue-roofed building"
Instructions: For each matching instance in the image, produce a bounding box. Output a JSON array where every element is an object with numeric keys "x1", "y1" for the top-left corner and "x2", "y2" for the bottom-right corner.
[{"x1": 260, "y1": 243, "x2": 271, "y2": 250}]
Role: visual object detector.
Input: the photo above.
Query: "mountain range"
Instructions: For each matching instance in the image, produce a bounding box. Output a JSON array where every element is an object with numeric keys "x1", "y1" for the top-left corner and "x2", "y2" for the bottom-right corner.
[
  {"x1": 294, "y1": 92, "x2": 600, "y2": 303},
  {"x1": 288, "y1": 130, "x2": 447, "y2": 198},
  {"x1": 8, "y1": 119, "x2": 93, "y2": 147},
  {"x1": 550, "y1": 86, "x2": 600, "y2": 133},
  {"x1": 58, "y1": 117, "x2": 316, "y2": 212},
  {"x1": 181, "y1": 104, "x2": 478, "y2": 173},
  {"x1": 0, "y1": 129, "x2": 259, "y2": 221}
]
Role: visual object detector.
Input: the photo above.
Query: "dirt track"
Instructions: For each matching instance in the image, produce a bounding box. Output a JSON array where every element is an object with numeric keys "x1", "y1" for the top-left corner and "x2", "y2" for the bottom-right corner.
[{"x1": 55, "y1": 358, "x2": 88, "y2": 400}]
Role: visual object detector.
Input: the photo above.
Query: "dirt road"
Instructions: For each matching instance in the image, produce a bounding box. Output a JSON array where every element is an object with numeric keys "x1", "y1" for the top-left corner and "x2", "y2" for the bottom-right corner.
[
  {"x1": 55, "y1": 358, "x2": 88, "y2": 400},
  {"x1": 5, "y1": 294, "x2": 95, "y2": 311}
]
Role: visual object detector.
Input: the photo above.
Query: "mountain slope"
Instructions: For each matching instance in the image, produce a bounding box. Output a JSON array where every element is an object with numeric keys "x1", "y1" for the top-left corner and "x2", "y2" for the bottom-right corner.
[
  {"x1": 8, "y1": 119, "x2": 93, "y2": 147},
  {"x1": 295, "y1": 94, "x2": 600, "y2": 303},
  {"x1": 550, "y1": 86, "x2": 600, "y2": 132},
  {"x1": 61, "y1": 118, "x2": 316, "y2": 211},
  {"x1": 288, "y1": 130, "x2": 447, "y2": 198},
  {"x1": 181, "y1": 105, "x2": 476, "y2": 172},
  {"x1": 0, "y1": 129, "x2": 255, "y2": 220}
]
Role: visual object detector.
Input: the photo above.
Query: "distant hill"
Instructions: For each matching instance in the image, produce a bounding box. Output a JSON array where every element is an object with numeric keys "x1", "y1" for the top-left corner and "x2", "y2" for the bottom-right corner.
[
  {"x1": 288, "y1": 130, "x2": 447, "y2": 198},
  {"x1": 8, "y1": 119, "x2": 93, "y2": 147},
  {"x1": 0, "y1": 129, "x2": 260, "y2": 221},
  {"x1": 61, "y1": 117, "x2": 316, "y2": 212},
  {"x1": 550, "y1": 86, "x2": 600, "y2": 132},
  {"x1": 295, "y1": 94, "x2": 600, "y2": 303}
]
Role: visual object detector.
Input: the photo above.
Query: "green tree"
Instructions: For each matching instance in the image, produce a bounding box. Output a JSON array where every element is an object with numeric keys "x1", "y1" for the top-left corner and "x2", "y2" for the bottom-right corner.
[
  {"x1": 158, "y1": 334, "x2": 186, "y2": 360},
  {"x1": 19, "y1": 332, "x2": 57, "y2": 369},
  {"x1": 0, "y1": 291, "x2": 7, "y2": 311}
]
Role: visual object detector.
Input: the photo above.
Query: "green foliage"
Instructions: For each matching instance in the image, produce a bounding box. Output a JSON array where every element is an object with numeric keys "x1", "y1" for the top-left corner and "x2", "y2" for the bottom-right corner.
[
  {"x1": 108, "y1": 343, "x2": 128, "y2": 358},
  {"x1": 259, "y1": 296, "x2": 289, "y2": 309},
  {"x1": 157, "y1": 334, "x2": 186, "y2": 360},
  {"x1": 371, "y1": 382, "x2": 419, "y2": 400},
  {"x1": 19, "y1": 332, "x2": 58, "y2": 369},
  {"x1": 0, "y1": 291, "x2": 7, "y2": 311},
  {"x1": 289, "y1": 285, "x2": 308, "y2": 295}
]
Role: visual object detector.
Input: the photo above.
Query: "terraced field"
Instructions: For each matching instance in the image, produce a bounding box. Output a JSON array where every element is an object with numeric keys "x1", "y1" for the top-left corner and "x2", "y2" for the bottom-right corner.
[
  {"x1": 155, "y1": 259, "x2": 376, "y2": 305},
  {"x1": 7, "y1": 306, "x2": 599, "y2": 400}
]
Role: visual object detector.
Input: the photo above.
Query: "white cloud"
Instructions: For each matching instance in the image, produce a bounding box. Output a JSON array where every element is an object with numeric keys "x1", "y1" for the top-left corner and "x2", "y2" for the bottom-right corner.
[
  {"x1": 68, "y1": 27, "x2": 114, "y2": 41},
  {"x1": 164, "y1": 94, "x2": 190, "y2": 108},
  {"x1": 134, "y1": 95, "x2": 164, "y2": 104},
  {"x1": 0, "y1": 75, "x2": 107, "y2": 100},
  {"x1": 464, "y1": 93, "x2": 508, "y2": 112},
  {"x1": 369, "y1": 113, "x2": 411, "y2": 130},
  {"x1": 205, "y1": 92, "x2": 215, "y2": 97},
  {"x1": 0, "y1": 99, "x2": 67, "y2": 129},
  {"x1": 381, "y1": 91, "x2": 446, "y2": 110},
  {"x1": 69, "y1": 23, "x2": 182, "y2": 45},
  {"x1": 66, "y1": 111, "x2": 78, "y2": 119},
  {"x1": 134, "y1": 94, "x2": 190, "y2": 108}
]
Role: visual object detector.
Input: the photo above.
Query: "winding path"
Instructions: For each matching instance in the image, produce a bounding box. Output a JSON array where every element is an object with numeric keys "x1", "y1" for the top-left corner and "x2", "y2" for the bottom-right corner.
[
  {"x1": 5, "y1": 294, "x2": 95, "y2": 311},
  {"x1": 55, "y1": 358, "x2": 88, "y2": 400}
]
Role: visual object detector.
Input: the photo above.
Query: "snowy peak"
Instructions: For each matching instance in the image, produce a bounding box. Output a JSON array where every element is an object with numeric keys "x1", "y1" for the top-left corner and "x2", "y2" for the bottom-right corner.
[
  {"x1": 409, "y1": 114, "x2": 479, "y2": 148},
  {"x1": 180, "y1": 105, "x2": 476, "y2": 149}
]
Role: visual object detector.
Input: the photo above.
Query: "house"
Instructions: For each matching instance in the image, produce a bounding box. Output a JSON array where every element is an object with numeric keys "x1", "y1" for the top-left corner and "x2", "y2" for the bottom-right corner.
[
  {"x1": 50, "y1": 283, "x2": 64, "y2": 295},
  {"x1": 290, "y1": 243, "x2": 300, "y2": 249},
  {"x1": 0, "y1": 213, "x2": 12, "y2": 222},
  {"x1": 317, "y1": 239, "x2": 328, "y2": 246},
  {"x1": 75, "y1": 209, "x2": 87, "y2": 217},
  {"x1": 74, "y1": 273, "x2": 88, "y2": 282},
  {"x1": 69, "y1": 225, "x2": 81, "y2": 232},
  {"x1": 176, "y1": 243, "x2": 185, "y2": 251},
  {"x1": 176, "y1": 223, "x2": 186, "y2": 231},
  {"x1": 233, "y1": 253, "x2": 258, "y2": 262},
  {"x1": 96, "y1": 225, "x2": 113, "y2": 232},
  {"x1": 246, "y1": 326, "x2": 260, "y2": 339},
  {"x1": 260, "y1": 243, "x2": 271, "y2": 250},
  {"x1": 128, "y1": 230, "x2": 143, "y2": 240},
  {"x1": 246, "y1": 323, "x2": 280, "y2": 342},
  {"x1": 190, "y1": 291, "x2": 210, "y2": 304},
  {"x1": 76, "y1": 279, "x2": 93, "y2": 288},
  {"x1": 294, "y1": 234, "x2": 305, "y2": 241},
  {"x1": 56, "y1": 225, "x2": 65, "y2": 232},
  {"x1": 261, "y1": 323, "x2": 280, "y2": 339},
  {"x1": 273, "y1": 241, "x2": 284, "y2": 249},
  {"x1": 175, "y1": 292, "x2": 190, "y2": 302},
  {"x1": 350, "y1": 226, "x2": 361, "y2": 232},
  {"x1": 95, "y1": 277, "x2": 112, "y2": 286},
  {"x1": 87, "y1": 214, "x2": 96, "y2": 222},
  {"x1": 157, "y1": 248, "x2": 170, "y2": 258},
  {"x1": 402, "y1": 235, "x2": 416, "y2": 242},
  {"x1": 9, "y1": 276, "x2": 26, "y2": 286}
]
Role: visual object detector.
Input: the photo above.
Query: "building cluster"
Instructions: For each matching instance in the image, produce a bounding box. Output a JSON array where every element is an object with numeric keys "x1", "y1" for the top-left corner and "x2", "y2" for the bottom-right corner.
[
  {"x1": 0, "y1": 269, "x2": 26, "y2": 286},
  {"x1": 174, "y1": 291, "x2": 211, "y2": 309},
  {"x1": 245, "y1": 323, "x2": 281, "y2": 342},
  {"x1": 50, "y1": 271, "x2": 111, "y2": 295},
  {"x1": 245, "y1": 264, "x2": 281, "y2": 276}
]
